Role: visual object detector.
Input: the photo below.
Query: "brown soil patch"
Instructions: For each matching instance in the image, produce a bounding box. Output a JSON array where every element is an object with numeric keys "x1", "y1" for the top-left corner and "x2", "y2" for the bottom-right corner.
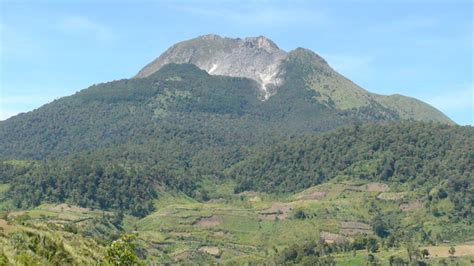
[
  {"x1": 7, "y1": 211, "x2": 26, "y2": 218},
  {"x1": 194, "y1": 215, "x2": 222, "y2": 227},
  {"x1": 258, "y1": 203, "x2": 293, "y2": 221},
  {"x1": 348, "y1": 183, "x2": 389, "y2": 192},
  {"x1": 367, "y1": 183, "x2": 389, "y2": 192},
  {"x1": 173, "y1": 251, "x2": 193, "y2": 262},
  {"x1": 213, "y1": 231, "x2": 231, "y2": 238},
  {"x1": 320, "y1": 231, "x2": 347, "y2": 244},
  {"x1": 297, "y1": 191, "x2": 327, "y2": 201},
  {"x1": 248, "y1": 196, "x2": 261, "y2": 202},
  {"x1": 160, "y1": 209, "x2": 174, "y2": 217},
  {"x1": 426, "y1": 245, "x2": 474, "y2": 257},
  {"x1": 400, "y1": 201, "x2": 424, "y2": 212},
  {"x1": 0, "y1": 219, "x2": 13, "y2": 233},
  {"x1": 340, "y1": 221, "x2": 372, "y2": 235},
  {"x1": 207, "y1": 198, "x2": 225, "y2": 204},
  {"x1": 198, "y1": 246, "x2": 221, "y2": 257}
]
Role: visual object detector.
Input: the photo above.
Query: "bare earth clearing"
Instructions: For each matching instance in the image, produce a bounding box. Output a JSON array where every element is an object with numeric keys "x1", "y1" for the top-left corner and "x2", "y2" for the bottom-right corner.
[
  {"x1": 194, "y1": 215, "x2": 222, "y2": 227},
  {"x1": 400, "y1": 201, "x2": 424, "y2": 212},
  {"x1": 258, "y1": 202, "x2": 293, "y2": 221},
  {"x1": 426, "y1": 245, "x2": 474, "y2": 258},
  {"x1": 340, "y1": 221, "x2": 372, "y2": 235}
]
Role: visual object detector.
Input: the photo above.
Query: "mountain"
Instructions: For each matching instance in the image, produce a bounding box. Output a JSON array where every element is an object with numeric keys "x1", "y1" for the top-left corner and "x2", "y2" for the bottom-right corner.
[
  {"x1": 0, "y1": 35, "x2": 453, "y2": 160},
  {"x1": 136, "y1": 34, "x2": 454, "y2": 124},
  {"x1": 136, "y1": 34, "x2": 287, "y2": 100},
  {"x1": 0, "y1": 34, "x2": 472, "y2": 265}
]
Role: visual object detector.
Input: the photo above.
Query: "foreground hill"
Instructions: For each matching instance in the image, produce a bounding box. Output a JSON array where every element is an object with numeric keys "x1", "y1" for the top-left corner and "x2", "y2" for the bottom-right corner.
[{"x1": 1, "y1": 180, "x2": 474, "y2": 264}]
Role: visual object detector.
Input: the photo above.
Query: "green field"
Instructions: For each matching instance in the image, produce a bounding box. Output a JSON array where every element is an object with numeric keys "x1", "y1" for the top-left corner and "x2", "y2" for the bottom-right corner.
[{"x1": 1, "y1": 180, "x2": 472, "y2": 265}]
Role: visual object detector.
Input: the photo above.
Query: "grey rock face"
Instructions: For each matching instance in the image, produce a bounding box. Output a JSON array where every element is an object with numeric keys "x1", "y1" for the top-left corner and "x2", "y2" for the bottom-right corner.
[{"x1": 135, "y1": 34, "x2": 288, "y2": 100}]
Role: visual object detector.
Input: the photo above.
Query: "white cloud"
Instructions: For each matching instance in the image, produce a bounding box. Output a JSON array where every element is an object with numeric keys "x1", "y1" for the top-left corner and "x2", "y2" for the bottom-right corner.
[{"x1": 57, "y1": 15, "x2": 116, "y2": 42}]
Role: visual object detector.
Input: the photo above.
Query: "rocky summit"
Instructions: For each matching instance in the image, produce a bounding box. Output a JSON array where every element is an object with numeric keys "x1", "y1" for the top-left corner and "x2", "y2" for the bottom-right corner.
[{"x1": 135, "y1": 34, "x2": 288, "y2": 99}]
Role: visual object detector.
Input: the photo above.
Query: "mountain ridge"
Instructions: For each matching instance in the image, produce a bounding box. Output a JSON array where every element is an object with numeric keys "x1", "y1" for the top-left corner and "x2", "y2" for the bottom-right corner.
[
  {"x1": 0, "y1": 34, "x2": 455, "y2": 161},
  {"x1": 134, "y1": 34, "x2": 454, "y2": 124}
]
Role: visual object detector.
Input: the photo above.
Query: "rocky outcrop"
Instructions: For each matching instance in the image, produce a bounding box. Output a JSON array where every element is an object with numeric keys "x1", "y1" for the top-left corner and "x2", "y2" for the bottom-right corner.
[{"x1": 135, "y1": 34, "x2": 287, "y2": 99}]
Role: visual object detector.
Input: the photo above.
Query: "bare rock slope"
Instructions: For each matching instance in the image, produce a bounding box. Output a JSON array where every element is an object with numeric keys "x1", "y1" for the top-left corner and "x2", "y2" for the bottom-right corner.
[{"x1": 136, "y1": 34, "x2": 287, "y2": 99}]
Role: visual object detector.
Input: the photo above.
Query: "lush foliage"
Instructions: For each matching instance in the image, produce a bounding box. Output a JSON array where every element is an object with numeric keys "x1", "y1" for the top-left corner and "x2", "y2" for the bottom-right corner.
[
  {"x1": 231, "y1": 123, "x2": 473, "y2": 217},
  {"x1": 105, "y1": 234, "x2": 144, "y2": 266},
  {"x1": 3, "y1": 159, "x2": 157, "y2": 217}
]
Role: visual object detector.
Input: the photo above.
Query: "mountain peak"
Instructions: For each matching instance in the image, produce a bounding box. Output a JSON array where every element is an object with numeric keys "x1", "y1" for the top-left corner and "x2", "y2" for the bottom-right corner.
[
  {"x1": 243, "y1": 36, "x2": 280, "y2": 52},
  {"x1": 135, "y1": 34, "x2": 287, "y2": 99},
  {"x1": 289, "y1": 47, "x2": 329, "y2": 67}
]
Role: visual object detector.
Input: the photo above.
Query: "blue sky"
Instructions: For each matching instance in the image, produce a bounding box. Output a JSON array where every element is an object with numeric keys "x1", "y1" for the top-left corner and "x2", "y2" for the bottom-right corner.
[{"x1": 1, "y1": 0, "x2": 472, "y2": 124}]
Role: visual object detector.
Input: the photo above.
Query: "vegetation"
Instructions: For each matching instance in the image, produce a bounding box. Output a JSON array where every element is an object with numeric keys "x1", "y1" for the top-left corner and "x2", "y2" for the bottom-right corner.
[
  {"x1": 232, "y1": 123, "x2": 473, "y2": 219},
  {"x1": 0, "y1": 61, "x2": 471, "y2": 264},
  {"x1": 105, "y1": 234, "x2": 144, "y2": 265},
  {"x1": 2, "y1": 160, "x2": 157, "y2": 217}
]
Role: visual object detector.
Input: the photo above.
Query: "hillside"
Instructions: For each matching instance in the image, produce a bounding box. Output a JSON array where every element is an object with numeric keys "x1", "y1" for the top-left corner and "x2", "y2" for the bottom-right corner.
[
  {"x1": 0, "y1": 39, "x2": 453, "y2": 161},
  {"x1": 136, "y1": 34, "x2": 454, "y2": 124},
  {"x1": 0, "y1": 34, "x2": 470, "y2": 265}
]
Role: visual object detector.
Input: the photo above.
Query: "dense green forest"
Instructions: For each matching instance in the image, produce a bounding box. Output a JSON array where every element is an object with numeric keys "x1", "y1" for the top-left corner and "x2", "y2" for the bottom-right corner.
[
  {"x1": 0, "y1": 61, "x2": 420, "y2": 161},
  {"x1": 1, "y1": 123, "x2": 472, "y2": 221},
  {"x1": 231, "y1": 123, "x2": 473, "y2": 218}
]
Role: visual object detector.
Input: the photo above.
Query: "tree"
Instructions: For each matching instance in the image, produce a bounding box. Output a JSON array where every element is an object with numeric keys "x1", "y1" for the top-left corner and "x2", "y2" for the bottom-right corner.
[
  {"x1": 448, "y1": 246, "x2": 456, "y2": 256},
  {"x1": 366, "y1": 237, "x2": 379, "y2": 253},
  {"x1": 421, "y1": 249, "x2": 429, "y2": 258},
  {"x1": 105, "y1": 234, "x2": 144, "y2": 265},
  {"x1": 367, "y1": 253, "x2": 377, "y2": 265},
  {"x1": 294, "y1": 209, "x2": 308, "y2": 219},
  {"x1": 405, "y1": 243, "x2": 420, "y2": 263}
]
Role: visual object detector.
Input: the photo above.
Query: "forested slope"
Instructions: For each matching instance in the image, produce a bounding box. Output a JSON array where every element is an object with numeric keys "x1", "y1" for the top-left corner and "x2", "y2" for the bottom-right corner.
[{"x1": 231, "y1": 123, "x2": 473, "y2": 218}]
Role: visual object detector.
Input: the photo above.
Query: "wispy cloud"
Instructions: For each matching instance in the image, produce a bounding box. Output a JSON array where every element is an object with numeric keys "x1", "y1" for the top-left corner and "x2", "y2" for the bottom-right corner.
[{"x1": 57, "y1": 15, "x2": 116, "y2": 42}]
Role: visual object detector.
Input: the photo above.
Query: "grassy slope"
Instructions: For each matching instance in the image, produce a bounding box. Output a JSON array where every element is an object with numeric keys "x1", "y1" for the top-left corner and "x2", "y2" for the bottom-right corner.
[
  {"x1": 375, "y1": 94, "x2": 455, "y2": 125},
  {"x1": 289, "y1": 48, "x2": 454, "y2": 124},
  {"x1": 0, "y1": 206, "x2": 112, "y2": 265},
  {"x1": 129, "y1": 180, "x2": 474, "y2": 264},
  {"x1": 1, "y1": 180, "x2": 473, "y2": 264}
]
